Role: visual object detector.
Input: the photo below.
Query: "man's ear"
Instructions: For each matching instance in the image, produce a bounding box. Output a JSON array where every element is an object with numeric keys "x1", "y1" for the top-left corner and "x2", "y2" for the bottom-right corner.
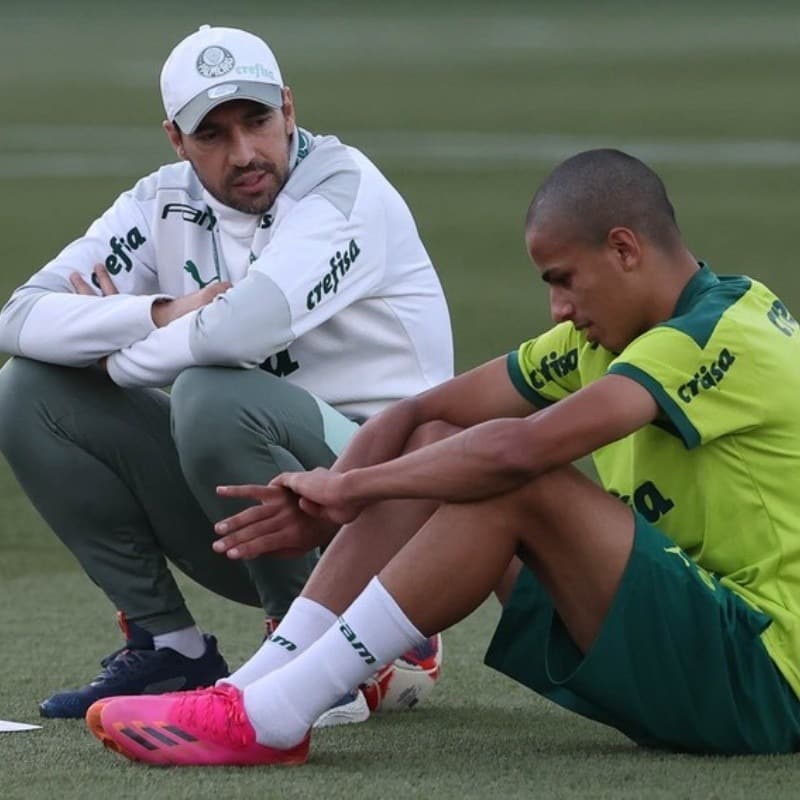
[
  {"x1": 163, "y1": 120, "x2": 186, "y2": 159},
  {"x1": 606, "y1": 227, "x2": 642, "y2": 272},
  {"x1": 281, "y1": 86, "x2": 296, "y2": 136}
]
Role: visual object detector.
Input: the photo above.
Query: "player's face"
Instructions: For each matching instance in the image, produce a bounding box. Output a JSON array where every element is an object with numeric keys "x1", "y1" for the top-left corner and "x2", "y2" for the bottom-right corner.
[
  {"x1": 172, "y1": 94, "x2": 296, "y2": 215},
  {"x1": 526, "y1": 224, "x2": 647, "y2": 353}
]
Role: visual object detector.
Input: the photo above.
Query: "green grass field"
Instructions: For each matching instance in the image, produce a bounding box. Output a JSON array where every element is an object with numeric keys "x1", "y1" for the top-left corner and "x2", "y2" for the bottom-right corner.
[{"x1": 2, "y1": 2, "x2": 800, "y2": 797}]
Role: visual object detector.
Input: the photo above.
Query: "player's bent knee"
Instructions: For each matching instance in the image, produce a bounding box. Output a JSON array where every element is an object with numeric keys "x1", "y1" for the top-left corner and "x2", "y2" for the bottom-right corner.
[
  {"x1": 510, "y1": 464, "x2": 628, "y2": 530},
  {"x1": 171, "y1": 366, "x2": 287, "y2": 466},
  {"x1": 403, "y1": 420, "x2": 463, "y2": 453},
  {"x1": 484, "y1": 465, "x2": 589, "y2": 523},
  {"x1": 170, "y1": 366, "x2": 228, "y2": 414},
  {"x1": 171, "y1": 367, "x2": 243, "y2": 458},
  {"x1": 171, "y1": 366, "x2": 250, "y2": 429},
  {"x1": 172, "y1": 366, "x2": 287, "y2": 425}
]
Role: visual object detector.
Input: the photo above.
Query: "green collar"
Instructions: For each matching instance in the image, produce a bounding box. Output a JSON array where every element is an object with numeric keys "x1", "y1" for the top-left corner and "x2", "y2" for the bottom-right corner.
[{"x1": 672, "y1": 262, "x2": 719, "y2": 317}]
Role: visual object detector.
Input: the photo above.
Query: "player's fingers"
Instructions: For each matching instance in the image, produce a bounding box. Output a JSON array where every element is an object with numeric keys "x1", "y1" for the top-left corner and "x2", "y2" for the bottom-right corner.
[
  {"x1": 214, "y1": 504, "x2": 283, "y2": 535},
  {"x1": 213, "y1": 527, "x2": 302, "y2": 558},
  {"x1": 70, "y1": 271, "x2": 95, "y2": 295},
  {"x1": 212, "y1": 525, "x2": 261, "y2": 551},
  {"x1": 271, "y1": 471, "x2": 306, "y2": 492},
  {"x1": 200, "y1": 281, "x2": 231, "y2": 303},
  {"x1": 93, "y1": 263, "x2": 119, "y2": 295},
  {"x1": 216, "y1": 483, "x2": 271, "y2": 501},
  {"x1": 298, "y1": 497, "x2": 325, "y2": 517},
  {"x1": 228, "y1": 542, "x2": 306, "y2": 560}
]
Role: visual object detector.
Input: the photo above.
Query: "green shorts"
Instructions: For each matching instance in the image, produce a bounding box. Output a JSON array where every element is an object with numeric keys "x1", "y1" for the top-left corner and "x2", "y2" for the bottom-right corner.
[{"x1": 484, "y1": 513, "x2": 800, "y2": 754}]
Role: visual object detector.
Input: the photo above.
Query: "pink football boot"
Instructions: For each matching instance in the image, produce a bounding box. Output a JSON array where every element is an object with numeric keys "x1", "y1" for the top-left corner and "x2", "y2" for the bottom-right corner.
[{"x1": 86, "y1": 683, "x2": 310, "y2": 767}]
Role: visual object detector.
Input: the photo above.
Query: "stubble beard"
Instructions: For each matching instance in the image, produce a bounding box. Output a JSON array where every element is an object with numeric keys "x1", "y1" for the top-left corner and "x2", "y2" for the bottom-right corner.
[{"x1": 192, "y1": 159, "x2": 289, "y2": 216}]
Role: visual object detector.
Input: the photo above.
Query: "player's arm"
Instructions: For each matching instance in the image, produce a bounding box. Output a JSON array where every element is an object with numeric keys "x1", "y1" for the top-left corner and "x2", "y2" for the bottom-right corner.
[
  {"x1": 331, "y1": 355, "x2": 537, "y2": 474},
  {"x1": 0, "y1": 190, "x2": 166, "y2": 365},
  {"x1": 276, "y1": 373, "x2": 658, "y2": 518}
]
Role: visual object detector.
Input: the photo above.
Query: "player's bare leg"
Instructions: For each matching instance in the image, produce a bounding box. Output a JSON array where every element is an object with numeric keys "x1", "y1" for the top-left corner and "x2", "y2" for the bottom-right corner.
[
  {"x1": 224, "y1": 420, "x2": 460, "y2": 692},
  {"x1": 494, "y1": 557, "x2": 524, "y2": 606},
  {"x1": 302, "y1": 419, "x2": 462, "y2": 614},
  {"x1": 380, "y1": 463, "x2": 633, "y2": 652},
  {"x1": 237, "y1": 463, "x2": 633, "y2": 746}
]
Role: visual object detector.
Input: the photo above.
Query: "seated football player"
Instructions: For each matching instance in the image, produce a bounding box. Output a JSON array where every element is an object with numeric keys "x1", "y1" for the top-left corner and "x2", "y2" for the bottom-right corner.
[{"x1": 88, "y1": 149, "x2": 800, "y2": 763}]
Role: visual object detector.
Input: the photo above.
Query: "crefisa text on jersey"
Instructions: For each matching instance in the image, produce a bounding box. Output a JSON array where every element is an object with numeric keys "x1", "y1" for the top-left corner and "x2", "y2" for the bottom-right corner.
[
  {"x1": 677, "y1": 348, "x2": 736, "y2": 404},
  {"x1": 306, "y1": 239, "x2": 361, "y2": 310},
  {"x1": 527, "y1": 348, "x2": 579, "y2": 390},
  {"x1": 92, "y1": 227, "x2": 149, "y2": 288}
]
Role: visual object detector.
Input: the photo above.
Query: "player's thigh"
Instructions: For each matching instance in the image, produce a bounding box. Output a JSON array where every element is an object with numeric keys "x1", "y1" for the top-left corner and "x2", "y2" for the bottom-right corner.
[
  {"x1": 510, "y1": 466, "x2": 637, "y2": 638},
  {"x1": 515, "y1": 464, "x2": 636, "y2": 554}
]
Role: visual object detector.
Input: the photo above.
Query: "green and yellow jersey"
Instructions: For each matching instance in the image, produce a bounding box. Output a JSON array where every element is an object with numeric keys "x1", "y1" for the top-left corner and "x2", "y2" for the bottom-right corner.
[{"x1": 508, "y1": 265, "x2": 800, "y2": 698}]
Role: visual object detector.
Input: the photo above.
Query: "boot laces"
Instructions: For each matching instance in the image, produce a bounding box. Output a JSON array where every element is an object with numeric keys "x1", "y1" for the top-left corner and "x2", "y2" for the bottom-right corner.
[
  {"x1": 97, "y1": 647, "x2": 152, "y2": 678},
  {"x1": 175, "y1": 684, "x2": 252, "y2": 747}
]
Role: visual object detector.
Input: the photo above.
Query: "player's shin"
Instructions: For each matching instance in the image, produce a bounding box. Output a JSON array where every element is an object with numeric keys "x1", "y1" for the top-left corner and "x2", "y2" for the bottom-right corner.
[
  {"x1": 243, "y1": 577, "x2": 426, "y2": 748},
  {"x1": 223, "y1": 596, "x2": 337, "y2": 689}
]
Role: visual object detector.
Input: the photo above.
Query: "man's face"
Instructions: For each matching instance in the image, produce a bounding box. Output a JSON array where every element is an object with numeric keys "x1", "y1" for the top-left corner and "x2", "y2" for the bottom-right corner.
[
  {"x1": 526, "y1": 223, "x2": 646, "y2": 354},
  {"x1": 166, "y1": 92, "x2": 296, "y2": 215}
]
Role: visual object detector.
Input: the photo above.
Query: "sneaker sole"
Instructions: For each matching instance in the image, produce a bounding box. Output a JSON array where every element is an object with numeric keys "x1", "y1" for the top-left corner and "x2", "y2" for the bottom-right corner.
[{"x1": 313, "y1": 690, "x2": 370, "y2": 729}]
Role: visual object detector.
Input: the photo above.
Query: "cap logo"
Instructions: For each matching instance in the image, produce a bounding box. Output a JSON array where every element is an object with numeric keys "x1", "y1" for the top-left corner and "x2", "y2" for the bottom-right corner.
[
  {"x1": 196, "y1": 46, "x2": 235, "y2": 78},
  {"x1": 207, "y1": 84, "x2": 238, "y2": 100}
]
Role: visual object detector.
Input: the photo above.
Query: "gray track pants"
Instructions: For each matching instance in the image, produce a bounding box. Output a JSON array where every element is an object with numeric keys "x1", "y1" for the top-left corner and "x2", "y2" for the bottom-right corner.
[{"x1": 0, "y1": 358, "x2": 358, "y2": 633}]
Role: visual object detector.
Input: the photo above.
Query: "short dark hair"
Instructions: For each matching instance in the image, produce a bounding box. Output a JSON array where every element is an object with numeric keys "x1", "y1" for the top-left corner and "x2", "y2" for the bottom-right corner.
[{"x1": 526, "y1": 149, "x2": 681, "y2": 252}]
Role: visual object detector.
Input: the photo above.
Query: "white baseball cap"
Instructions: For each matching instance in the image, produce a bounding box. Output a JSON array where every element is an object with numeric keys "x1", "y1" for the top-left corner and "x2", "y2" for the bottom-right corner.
[{"x1": 160, "y1": 25, "x2": 284, "y2": 134}]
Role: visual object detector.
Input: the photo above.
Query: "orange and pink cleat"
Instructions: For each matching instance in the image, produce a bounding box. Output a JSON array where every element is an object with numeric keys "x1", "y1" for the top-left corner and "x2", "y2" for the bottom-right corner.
[{"x1": 86, "y1": 683, "x2": 309, "y2": 767}]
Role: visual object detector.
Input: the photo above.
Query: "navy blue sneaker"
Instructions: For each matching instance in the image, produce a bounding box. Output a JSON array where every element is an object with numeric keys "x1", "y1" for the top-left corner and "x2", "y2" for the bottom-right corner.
[{"x1": 39, "y1": 616, "x2": 229, "y2": 719}]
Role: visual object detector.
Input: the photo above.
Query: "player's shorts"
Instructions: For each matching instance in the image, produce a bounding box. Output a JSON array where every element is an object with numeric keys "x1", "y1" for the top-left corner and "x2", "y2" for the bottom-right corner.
[{"x1": 484, "y1": 512, "x2": 800, "y2": 754}]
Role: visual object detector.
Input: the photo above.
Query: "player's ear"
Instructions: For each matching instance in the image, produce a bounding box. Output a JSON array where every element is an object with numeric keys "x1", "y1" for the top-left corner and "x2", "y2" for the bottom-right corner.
[
  {"x1": 163, "y1": 121, "x2": 186, "y2": 159},
  {"x1": 281, "y1": 87, "x2": 296, "y2": 136},
  {"x1": 607, "y1": 227, "x2": 641, "y2": 272}
]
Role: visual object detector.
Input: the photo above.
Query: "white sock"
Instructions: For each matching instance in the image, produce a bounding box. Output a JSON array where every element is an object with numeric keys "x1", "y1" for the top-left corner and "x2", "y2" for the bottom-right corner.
[
  {"x1": 153, "y1": 625, "x2": 206, "y2": 659},
  {"x1": 224, "y1": 597, "x2": 337, "y2": 690},
  {"x1": 243, "y1": 577, "x2": 426, "y2": 748}
]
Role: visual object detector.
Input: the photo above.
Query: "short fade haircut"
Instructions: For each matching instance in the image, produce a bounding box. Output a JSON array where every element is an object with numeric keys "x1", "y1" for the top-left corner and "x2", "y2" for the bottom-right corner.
[{"x1": 526, "y1": 149, "x2": 681, "y2": 253}]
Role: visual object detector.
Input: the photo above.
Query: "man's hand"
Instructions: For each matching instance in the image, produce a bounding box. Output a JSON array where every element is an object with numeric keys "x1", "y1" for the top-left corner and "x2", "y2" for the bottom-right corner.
[
  {"x1": 70, "y1": 263, "x2": 230, "y2": 327},
  {"x1": 151, "y1": 281, "x2": 231, "y2": 328},
  {"x1": 271, "y1": 468, "x2": 365, "y2": 525},
  {"x1": 69, "y1": 265, "x2": 119, "y2": 371},
  {"x1": 213, "y1": 484, "x2": 339, "y2": 559},
  {"x1": 70, "y1": 264, "x2": 119, "y2": 296}
]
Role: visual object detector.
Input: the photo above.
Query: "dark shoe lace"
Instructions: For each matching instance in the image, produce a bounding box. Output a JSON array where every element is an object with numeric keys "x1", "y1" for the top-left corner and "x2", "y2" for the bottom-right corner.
[{"x1": 96, "y1": 647, "x2": 154, "y2": 679}]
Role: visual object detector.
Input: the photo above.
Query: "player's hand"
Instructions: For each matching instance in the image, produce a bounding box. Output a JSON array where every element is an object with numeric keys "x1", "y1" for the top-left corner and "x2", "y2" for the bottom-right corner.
[
  {"x1": 212, "y1": 484, "x2": 339, "y2": 559},
  {"x1": 70, "y1": 263, "x2": 119, "y2": 296},
  {"x1": 271, "y1": 468, "x2": 365, "y2": 525},
  {"x1": 151, "y1": 281, "x2": 232, "y2": 328}
]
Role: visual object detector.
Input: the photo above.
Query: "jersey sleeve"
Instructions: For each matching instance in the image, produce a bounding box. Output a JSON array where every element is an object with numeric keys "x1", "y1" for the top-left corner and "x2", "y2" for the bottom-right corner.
[
  {"x1": 507, "y1": 322, "x2": 588, "y2": 406},
  {"x1": 106, "y1": 192, "x2": 385, "y2": 387},
  {"x1": 0, "y1": 186, "x2": 166, "y2": 366},
  {"x1": 607, "y1": 324, "x2": 763, "y2": 448}
]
